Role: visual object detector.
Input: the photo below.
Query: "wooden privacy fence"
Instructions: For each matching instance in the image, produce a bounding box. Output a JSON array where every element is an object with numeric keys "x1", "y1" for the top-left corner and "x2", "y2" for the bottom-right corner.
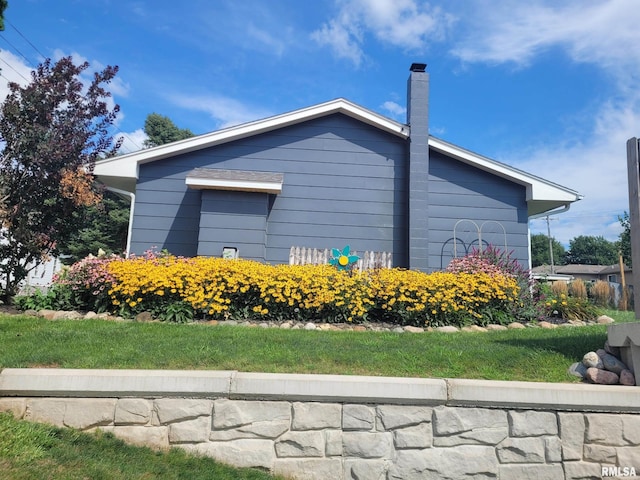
[{"x1": 288, "y1": 246, "x2": 392, "y2": 271}]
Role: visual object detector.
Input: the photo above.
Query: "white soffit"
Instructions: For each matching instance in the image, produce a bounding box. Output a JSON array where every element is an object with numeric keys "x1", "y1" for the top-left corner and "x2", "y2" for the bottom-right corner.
[{"x1": 185, "y1": 168, "x2": 284, "y2": 194}]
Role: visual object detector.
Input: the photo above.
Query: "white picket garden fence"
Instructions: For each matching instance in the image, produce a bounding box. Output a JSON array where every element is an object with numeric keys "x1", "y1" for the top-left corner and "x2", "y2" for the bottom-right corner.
[{"x1": 288, "y1": 246, "x2": 392, "y2": 271}]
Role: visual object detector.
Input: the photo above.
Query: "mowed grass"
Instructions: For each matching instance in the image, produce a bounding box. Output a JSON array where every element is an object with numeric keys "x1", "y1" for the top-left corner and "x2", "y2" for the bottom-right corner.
[
  {"x1": 1, "y1": 309, "x2": 634, "y2": 382},
  {"x1": 0, "y1": 411, "x2": 283, "y2": 480},
  {"x1": 0, "y1": 310, "x2": 635, "y2": 479}
]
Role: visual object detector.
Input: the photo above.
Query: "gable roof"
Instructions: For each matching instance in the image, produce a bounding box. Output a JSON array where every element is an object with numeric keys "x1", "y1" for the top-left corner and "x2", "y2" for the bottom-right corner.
[{"x1": 94, "y1": 98, "x2": 582, "y2": 217}]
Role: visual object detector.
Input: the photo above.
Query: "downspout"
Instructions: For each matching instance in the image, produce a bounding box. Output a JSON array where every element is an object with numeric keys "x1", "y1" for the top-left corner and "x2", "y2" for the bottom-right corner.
[{"x1": 105, "y1": 186, "x2": 135, "y2": 258}]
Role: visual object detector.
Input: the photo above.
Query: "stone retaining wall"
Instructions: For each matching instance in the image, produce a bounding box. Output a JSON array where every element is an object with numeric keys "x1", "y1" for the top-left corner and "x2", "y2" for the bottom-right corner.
[{"x1": 1, "y1": 369, "x2": 639, "y2": 480}]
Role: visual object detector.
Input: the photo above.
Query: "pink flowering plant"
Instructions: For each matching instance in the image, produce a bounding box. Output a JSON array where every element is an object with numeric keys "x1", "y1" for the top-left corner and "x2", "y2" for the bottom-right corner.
[{"x1": 446, "y1": 245, "x2": 540, "y2": 323}]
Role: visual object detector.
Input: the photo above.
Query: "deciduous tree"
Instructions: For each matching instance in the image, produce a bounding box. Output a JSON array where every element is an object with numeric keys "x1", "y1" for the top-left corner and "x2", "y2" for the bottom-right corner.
[
  {"x1": 530, "y1": 233, "x2": 566, "y2": 267},
  {"x1": 565, "y1": 235, "x2": 618, "y2": 266},
  {"x1": 0, "y1": 56, "x2": 121, "y2": 300},
  {"x1": 143, "y1": 112, "x2": 194, "y2": 147}
]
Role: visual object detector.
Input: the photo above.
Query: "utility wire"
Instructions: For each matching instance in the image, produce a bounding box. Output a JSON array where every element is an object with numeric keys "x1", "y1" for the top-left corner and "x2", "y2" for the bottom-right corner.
[
  {"x1": 0, "y1": 33, "x2": 32, "y2": 66},
  {"x1": 7, "y1": 21, "x2": 45, "y2": 58}
]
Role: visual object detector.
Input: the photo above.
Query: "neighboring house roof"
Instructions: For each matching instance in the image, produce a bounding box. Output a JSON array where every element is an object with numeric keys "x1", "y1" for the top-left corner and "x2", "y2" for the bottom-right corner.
[
  {"x1": 532, "y1": 264, "x2": 632, "y2": 276},
  {"x1": 94, "y1": 97, "x2": 582, "y2": 217}
]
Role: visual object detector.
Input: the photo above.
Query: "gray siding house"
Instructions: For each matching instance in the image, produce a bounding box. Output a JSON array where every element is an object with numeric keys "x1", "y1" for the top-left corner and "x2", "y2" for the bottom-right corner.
[{"x1": 94, "y1": 64, "x2": 582, "y2": 272}]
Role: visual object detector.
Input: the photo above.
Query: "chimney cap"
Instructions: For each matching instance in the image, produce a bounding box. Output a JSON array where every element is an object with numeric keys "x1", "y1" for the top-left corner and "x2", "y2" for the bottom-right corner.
[{"x1": 410, "y1": 63, "x2": 427, "y2": 72}]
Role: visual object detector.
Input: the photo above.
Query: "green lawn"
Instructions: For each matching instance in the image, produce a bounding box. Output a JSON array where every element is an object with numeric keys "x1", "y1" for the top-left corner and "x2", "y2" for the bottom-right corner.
[
  {"x1": 1, "y1": 309, "x2": 635, "y2": 479},
  {"x1": 1, "y1": 309, "x2": 634, "y2": 382}
]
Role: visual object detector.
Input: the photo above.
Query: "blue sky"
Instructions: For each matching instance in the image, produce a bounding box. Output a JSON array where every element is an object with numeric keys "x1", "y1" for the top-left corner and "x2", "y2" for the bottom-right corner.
[{"x1": 1, "y1": 0, "x2": 638, "y2": 249}]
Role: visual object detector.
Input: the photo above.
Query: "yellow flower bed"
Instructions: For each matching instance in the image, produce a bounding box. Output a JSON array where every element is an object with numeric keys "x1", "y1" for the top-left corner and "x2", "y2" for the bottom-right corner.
[{"x1": 104, "y1": 255, "x2": 520, "y2": 326}]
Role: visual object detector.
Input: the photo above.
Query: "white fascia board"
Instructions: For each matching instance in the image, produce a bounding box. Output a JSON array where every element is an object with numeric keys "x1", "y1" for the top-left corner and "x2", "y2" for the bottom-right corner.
[
  {"x1": 185, "y1": 177, "x2": 283, "y2": 194},
  {"x1": 93, "y1": 99, "x2": 408, "y2": 186},
  {"x1": 429, "y1": 137, "x2": 582, "y2": 203}
]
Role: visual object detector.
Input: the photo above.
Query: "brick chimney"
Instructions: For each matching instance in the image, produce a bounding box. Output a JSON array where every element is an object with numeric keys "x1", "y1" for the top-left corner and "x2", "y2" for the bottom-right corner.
[{"x1": 407, "y1": 62, "x2": 430, "y2": 271}]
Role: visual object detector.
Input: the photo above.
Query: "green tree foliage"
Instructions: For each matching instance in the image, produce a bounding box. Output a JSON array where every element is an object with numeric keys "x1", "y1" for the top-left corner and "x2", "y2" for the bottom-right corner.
[
  {"x1": 618, "y1": 212, "x2": 632, "y2": 267},
  {"x1": 565, "y1": 235, "x2": 618, "y2": 265},
  {"x1": 143, "y1": 112, "x2": 194, "y2": 147},
  {"x1": 58, "y1": 191, "x2": 130, "y2": 264},
  {"x1": 0, "y1": 57, "x2": 121, "y2": 299},
  {"x1": 0, "y1": 0, "x2": 8, "y2": 30},
  {"x1": 530, "y1": 233, "x2": 566, "y2": 267}
]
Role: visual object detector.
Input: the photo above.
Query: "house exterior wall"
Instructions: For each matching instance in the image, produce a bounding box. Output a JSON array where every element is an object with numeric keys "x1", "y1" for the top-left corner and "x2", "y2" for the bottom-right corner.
[
  {"x1": 427, "y1": 150, "x2": 529, "y2": 270},
  {"x1": 130, "y1": 114, "x2": 530, "y2": 270},
  {"x1": 131, "y1": 114, "x2": 409, "y2": 264}
]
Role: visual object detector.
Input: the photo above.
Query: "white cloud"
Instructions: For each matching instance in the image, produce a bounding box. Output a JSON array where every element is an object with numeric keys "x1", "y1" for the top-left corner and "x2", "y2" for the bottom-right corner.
[
  {"x1": 170, "y1": 94, "x2": 273, "y2": 129},
  {"x1": 0, "y1": 49, "x2": 33, "y2": 95},
  {"x1": 312, "y1": 0, "x2": 454, "y2": 66},
  {"x1": 452, "y1": 0, "x2": 640, "y2": 81},
  {"x1": 117, "y1": 128, "x2": 148, "y2": 154},
  {"x1": 381, "y1": 100, "x2": 406, "y2": 119},
  {"x1": 445, "y1": 0, "x2": 640, "y2": 245}
]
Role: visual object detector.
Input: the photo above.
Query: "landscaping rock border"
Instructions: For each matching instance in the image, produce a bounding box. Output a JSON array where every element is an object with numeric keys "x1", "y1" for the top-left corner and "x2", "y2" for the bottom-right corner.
[{"x1": 16, "y1": 309, "x2": 611, "y2": 333}]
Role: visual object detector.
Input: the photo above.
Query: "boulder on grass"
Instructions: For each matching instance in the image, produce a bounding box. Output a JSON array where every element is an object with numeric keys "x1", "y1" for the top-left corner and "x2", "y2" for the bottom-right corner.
[{"x1": 585, "y1": 367, "x2": 619, "y2": 385}]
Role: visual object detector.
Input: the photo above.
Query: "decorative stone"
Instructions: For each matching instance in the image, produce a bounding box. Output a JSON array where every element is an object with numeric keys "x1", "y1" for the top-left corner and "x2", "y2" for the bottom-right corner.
[
  {"x1": 432, "y1": 407, "x2": 508, "y2": 446},
  {"x1": 582, "y1": 351, "x2": 603, "y2": 369},
  {"x1": 538, "y1": 321, "x2": 557, "y2": 329},
  {"x1": 583, "y1": 444, "x2": 617, "y2": 463},
  {"x1": 273, "y1": 458, "x2": 342, "y2": 480},
  {"x1": 500, "y1": 464, "x2": 565, "y2": 480},
  {"x1": 135, "y1": 311, "x2": 154, "y2": 322},
  {"x1": 435, "y1": 326, "x2": 458, "y2": 333},
  {"x1": 279, "y1": 322, "x2": 292, "y2": 329},
  {"x1": 486, "y1": 324, "x2": 508, "y2": 331},
  {"x1": 585, "y1": 367, "x2": 619, "y2": 385},
  {"x1": 0, "y1": 398, "x2": 26, "y2": 418},
  {"x1": 155, "y1": 398, "x2": 213, "y2": 424},
  {"x1": 344, "y1": 459, "x2": 387, "y2": 480},
  {"x1": 597, "y1": 315, "x2": 615, "y2": 324},
  {"x1": 461, "y1": 325, "x2": 488, "y2": 332},
  {"x1": 343, "y1": 404, "x2": 375, "y2": 431},
  {"x1": 388, "y1": 446, "x2": 498, "y2": 480},
  {"x1": 544, "y1": 436, "x2": 562, "y2": 463},
  {"x1": 38, "y1": 309, "x2": 56, "y2": 320},
  {"x1": 292, "y1": 402, "x2": 341, "y2": 430},
  {"x1": 169, "y1": 416, "x2": 210, "y2": 443},
  {"x1": 558, "y1": 413, "x2": 584, "y2": 461},
  {"x1": 342, "y1": 432, "x2": 393, "y2": 458},
  {"x1": 568, "y1": 362, "x2": 588, "y2": 379},
  {"x1": 620, "y1": 369, "x2": 636, "y2": 386},
  {"x1": 585, "y1": 414, "x2": 626, "y2": 446},
  {"x1": 497, "y1": 437, "x2": 545, "y2": 463},
  {"x1": 115, "y1": 398, "x2": 152, "y2": 425},
  {"x1": 403, "y1": 326, "x2": 424, "y2": 333},
  {"x1": 604, "y1": 340, "x2": 621, "y2": 358},
  {"x1": 377, "y1": 405, "x2": 432, "y2": 430},
  {"x1": 275, "y1": 431, "x2": 324, "y2": 457},
  {"x1": 507, "y1": 322, "x2": 526, "y2": 329},
  {"x1": 84, "y1": 311, "x2": 98, "y2": 319},
  {"x1": 601, "y1": 352, "x2": 628, "y2": 375},
  {"x1": 304, "y1": 322, "x2": 317, "y2": 330},
  {"x1": 509, "y1": 411, "x2": 558, "y2": 436},
  {"x1": 393, "y1": 423, "x2": 432, "y2": 449}
]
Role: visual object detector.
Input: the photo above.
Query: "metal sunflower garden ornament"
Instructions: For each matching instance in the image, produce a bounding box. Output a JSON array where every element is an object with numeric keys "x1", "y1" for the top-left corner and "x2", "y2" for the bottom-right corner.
[{"x1": 329, "y1": 245, "x2": 359, "y2": 271}]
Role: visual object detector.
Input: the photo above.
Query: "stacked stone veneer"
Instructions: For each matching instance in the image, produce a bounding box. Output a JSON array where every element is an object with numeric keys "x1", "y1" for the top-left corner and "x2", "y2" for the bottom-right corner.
[{"x1": 1, "y1": 369, "x2": 639, "y2": 480}]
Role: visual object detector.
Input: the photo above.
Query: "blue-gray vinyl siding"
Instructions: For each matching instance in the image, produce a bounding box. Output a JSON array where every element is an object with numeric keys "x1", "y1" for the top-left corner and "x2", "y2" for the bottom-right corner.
[
  {"x1": 130, "y1": 113, "x2": 530, "y2": 270},
  {"x1": 130, "y1": 114, "x2": 409, "y2": 264},
  {"x1": 427, "y1": 150, "x2": 529, "y2": 270}
]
